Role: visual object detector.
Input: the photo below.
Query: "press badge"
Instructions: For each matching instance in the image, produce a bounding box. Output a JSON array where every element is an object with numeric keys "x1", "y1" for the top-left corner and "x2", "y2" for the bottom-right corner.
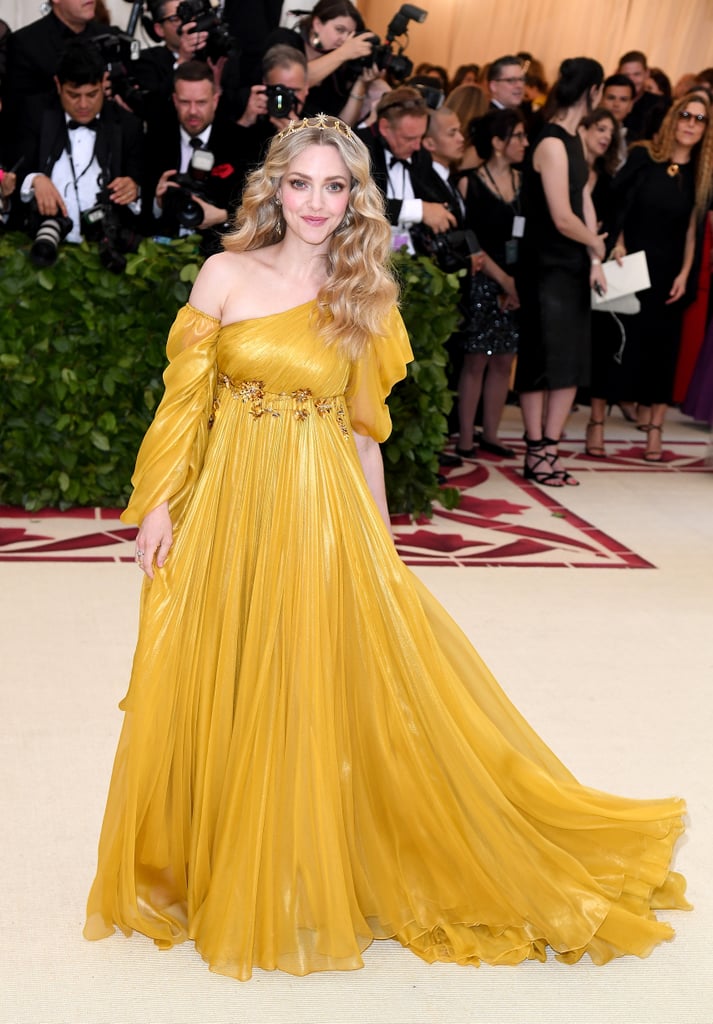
[{"x1": 512, "y1": 215, "x2": 525, "y2": 238}]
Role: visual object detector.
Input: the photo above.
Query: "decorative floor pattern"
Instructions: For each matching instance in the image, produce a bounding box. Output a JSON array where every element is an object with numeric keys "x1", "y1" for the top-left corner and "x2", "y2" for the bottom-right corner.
[{"x1": 2, "y1": 432, "x2": 709, "y2": 569}]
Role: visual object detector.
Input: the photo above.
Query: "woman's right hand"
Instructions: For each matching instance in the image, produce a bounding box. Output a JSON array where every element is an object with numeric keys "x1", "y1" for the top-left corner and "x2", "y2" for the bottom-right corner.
[{"x1": 135, "y1": 501, "x2": 173, "y2": 579}]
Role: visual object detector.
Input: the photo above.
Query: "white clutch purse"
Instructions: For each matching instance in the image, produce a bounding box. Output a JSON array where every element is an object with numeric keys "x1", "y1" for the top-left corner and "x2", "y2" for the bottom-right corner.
[{"x1": 592, "y1": 250, "x2": 651, "y2": 315}]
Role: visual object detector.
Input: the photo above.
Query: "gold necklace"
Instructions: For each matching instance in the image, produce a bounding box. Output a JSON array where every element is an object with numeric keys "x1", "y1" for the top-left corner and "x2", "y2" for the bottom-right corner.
[{"x1": 667, "y1": 162, "x2": 680, "y2": 177}]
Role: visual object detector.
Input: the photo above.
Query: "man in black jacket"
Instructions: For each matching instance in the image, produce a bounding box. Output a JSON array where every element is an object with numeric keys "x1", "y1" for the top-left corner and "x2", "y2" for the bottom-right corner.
[
  {"x1": 15, "y1": 40, "x2": 142, "y2": 253},
  {"x1": 356, "y1": 86, "x2": 456, "y2": 242},
  {"x1": 144, "y1": 60, "x2": 243, "y2": 256},
  {"x1": 3, "y1": 0, "x2": 109, "y2": 139},
  {"x1": 132, "y1": 0, "x2": 209, "y2": 110}
]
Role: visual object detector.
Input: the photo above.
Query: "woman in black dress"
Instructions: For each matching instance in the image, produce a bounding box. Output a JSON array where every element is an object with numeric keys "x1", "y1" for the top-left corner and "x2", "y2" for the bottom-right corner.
[
  {"x1": 605, "y1": 92, "x2": 713, "y2": 460},
  {"x1": 515, "y1": 58, "x2": 607, "y2": 486},
  {"x1": 455, "y1": 108, "x2": 528, "y2": 458}
]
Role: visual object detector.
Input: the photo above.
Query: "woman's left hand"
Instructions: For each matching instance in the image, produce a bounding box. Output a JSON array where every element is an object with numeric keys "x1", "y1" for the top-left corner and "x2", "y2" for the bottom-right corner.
[
  {"x1": 338, "y1": 31, "x2": 377, "y2": 62},
  {"x1": 666, "y1": 272, "x2": 687, "y2": 304}
]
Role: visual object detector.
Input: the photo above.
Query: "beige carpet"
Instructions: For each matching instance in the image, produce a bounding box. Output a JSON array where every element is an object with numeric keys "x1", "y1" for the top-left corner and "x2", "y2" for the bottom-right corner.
[{"x1": 1, "y1": 408, "x2": 711, "y2": 1024}]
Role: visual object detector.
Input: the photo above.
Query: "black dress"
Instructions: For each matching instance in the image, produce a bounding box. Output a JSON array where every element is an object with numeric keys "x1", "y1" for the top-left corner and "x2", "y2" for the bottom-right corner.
[
  {"x1": 515, "y1": 124, "x2": 591, "y2": 392},
  {"x1": 460, "y1": 169, "x2": 520, "y2": 356},
  {"x1": 609, "y1": 148, "x2": 695, "y2": 406}
]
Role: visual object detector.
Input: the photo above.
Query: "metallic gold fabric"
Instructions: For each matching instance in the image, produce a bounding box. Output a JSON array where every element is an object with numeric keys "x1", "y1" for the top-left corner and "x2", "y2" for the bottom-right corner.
[{"x1": 85, "y1": 302, "x2": 689, "y2": 979}]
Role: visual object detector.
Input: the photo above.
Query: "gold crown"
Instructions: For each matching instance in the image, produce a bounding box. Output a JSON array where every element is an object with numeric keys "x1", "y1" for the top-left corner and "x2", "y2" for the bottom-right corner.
[{"x1": 276, "y1": 113, "x2": 353, "y2": 141}]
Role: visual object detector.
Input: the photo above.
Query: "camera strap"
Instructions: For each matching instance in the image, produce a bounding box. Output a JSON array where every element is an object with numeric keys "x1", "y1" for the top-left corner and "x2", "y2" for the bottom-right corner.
[{"x1": 65, "y1": 132, "x2": 99, "y2": 216}]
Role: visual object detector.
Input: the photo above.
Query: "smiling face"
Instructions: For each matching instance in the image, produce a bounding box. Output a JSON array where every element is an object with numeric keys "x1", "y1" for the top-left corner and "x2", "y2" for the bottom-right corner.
[
  {"x1": 674, "y1": 99, "x2": 708, "y2": 151},
  {"x1": 277, "y1": 143, "x2": 351, "y2": 251},
  {"x1": 618, "y1": 60, "x2": 647, "y2": 98}
]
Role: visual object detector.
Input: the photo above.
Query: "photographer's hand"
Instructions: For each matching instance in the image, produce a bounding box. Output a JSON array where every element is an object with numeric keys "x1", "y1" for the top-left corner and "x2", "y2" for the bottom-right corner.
[
  {"x1": 108, "y1": 176, "x2": 139, "y2": 206},
  {"x1": 33, "y1": 175, "x2": 67, "y2": 218},
  {"x1": 155, "y1": 170, "x2": 179, "y2": 208},
  {"x1": 192, "y1": 196, "x2": 228, "y2": 230},
  {"x1": 421, "y1": 202, "x2": 457, "y2": 234},
  {"x1": 339, "y1": 30, "x2": 377, "y2": 63},
  {"x1": 237, "y1": 84, "x2": 267, "y2": 128},
  {"x1": 177, "y1": 21, "x2": 209, "y2": 62}
]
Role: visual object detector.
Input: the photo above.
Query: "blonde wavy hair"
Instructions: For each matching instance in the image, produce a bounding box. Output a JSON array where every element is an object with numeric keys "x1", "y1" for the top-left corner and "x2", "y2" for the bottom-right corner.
[
  {"x1": 637, "y1": 91, "x2": 713, "y2": 220},
  {"x1": 222, "y1": 117, "x2": 398, "y2": 359}
]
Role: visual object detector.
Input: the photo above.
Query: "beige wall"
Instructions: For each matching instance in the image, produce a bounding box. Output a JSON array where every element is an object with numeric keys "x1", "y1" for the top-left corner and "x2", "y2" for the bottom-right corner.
[{"x1": 360, "y1": 0, "x2": 710, "y2": 87}]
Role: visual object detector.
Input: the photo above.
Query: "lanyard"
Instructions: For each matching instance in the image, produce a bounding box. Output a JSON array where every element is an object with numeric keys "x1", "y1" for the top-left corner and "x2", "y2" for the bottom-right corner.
[
  {"x1": 481, "y1": 163, "x2": 520, "y2": 214},
  {"x1": 64, "y1": 130, "x2": 99, "y2": 212}
]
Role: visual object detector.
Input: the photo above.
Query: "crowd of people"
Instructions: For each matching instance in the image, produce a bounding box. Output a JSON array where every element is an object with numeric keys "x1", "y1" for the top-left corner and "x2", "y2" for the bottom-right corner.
[{"x1": 1, "y1": 0, "x2": 713, "y2": 479}]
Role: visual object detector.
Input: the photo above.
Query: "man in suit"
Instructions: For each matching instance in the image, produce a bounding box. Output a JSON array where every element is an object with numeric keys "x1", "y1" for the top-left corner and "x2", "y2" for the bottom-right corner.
[
  {"x1": 487, "y1": 55, "x2": 543, "y2": 143},
  {"x1": 231, "y1": 44, "x2": 309, "y2": 197},
  {"x1": 132, "y1": 0, "x2": 209, "y2": 108},
  {"x1": 2, "y1": 0, "x2": 109, "y2": 141},
  {"x1": 145, "y1": 60, "x2": 243, "y2": 256},
  {"x1": 16, "y1": 40, "x2": 142, "y2": 250},
  {"x1": 601, "y1": 73, "x2": 635, "y2": 169},
  {"x1": 356, "y1": 86, "x2": 456, "y2": 241},
  {"x1": 616, "y1": 50, "x2": 669, "y2": 141}
]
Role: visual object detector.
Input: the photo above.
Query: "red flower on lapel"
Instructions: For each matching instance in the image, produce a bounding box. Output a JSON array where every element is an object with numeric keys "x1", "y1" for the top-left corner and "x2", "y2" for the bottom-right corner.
[{"x1": 211, "y1": 163, "x2": 234, "y2": 179}]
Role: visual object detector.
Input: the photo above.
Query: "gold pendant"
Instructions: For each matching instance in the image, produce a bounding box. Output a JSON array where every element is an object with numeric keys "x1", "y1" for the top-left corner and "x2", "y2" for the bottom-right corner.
[{"x1": 667, "y1": 162, "x2": 680, "y2": 177}]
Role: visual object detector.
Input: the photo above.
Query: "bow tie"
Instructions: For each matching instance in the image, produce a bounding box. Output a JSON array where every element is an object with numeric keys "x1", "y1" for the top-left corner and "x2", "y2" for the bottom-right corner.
[
  {"x1": 388, "y1": 155, "x2": 410, "y2": 169},
  {"x1": 67, "y1": 119, "x2": 98, "y2": 131}
]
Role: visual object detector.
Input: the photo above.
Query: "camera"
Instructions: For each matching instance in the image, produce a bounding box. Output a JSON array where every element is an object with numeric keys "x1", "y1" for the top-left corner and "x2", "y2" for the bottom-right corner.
[
  {"x1": 176, "y1": 0, "x2": 239, "y2": 63},
  {"x1": 90, "y1": 32, "x2": 149, "y2": 117},
  {"x1": 347, "y1": 4, "x2": 427, "y2": 83},
  {"x1": 30, "y1": 214, "x2": 74, "y2": 268},
  {"x1": 161, "y1": 148, "x2": 216, "y2": 231},
  {"x1": 264, "y1": 84, "x2": 299, "y2": 119},
  {"x1": 80, "y1": 185, "x2": 139, "y2": 274},
  {"x1": 410, "y1": 224, "x2": 481, "y2": 274}
]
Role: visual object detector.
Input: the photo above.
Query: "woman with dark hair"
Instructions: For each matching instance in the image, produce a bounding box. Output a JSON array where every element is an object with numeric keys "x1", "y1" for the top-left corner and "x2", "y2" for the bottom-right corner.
[
  {"x1": 268, "y1": 0, "x2": 378, "y2": 124},
  {"x1": 646, "y1": 68, "x2": 672, "y2": 103},
  {"x1": 577, "y1": 107, "x2": 621, "y2": 457},
  {"x1": 604, "y1": 91, "x2": 713, "y2": 459},
  {"x1": 515, "y1": 57, "x2": 607, "y2": 486},
  {"x1": 455, "y1": 107, "x2": 528, "y2": 457}
]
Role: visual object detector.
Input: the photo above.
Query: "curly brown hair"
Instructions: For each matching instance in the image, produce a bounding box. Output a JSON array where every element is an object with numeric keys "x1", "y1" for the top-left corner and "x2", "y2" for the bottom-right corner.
[
  {"x1": 638, "y1": 91, "x2": 713, "y2": 219},
  {"x1": 223, "y1": 117, "x2": 398, "y2": 359}
]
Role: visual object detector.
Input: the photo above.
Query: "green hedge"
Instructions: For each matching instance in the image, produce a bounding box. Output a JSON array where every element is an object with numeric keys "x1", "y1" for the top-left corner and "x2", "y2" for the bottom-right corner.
[{"x1": 0, "y1": 233, "x2": 460, "y2": 516}]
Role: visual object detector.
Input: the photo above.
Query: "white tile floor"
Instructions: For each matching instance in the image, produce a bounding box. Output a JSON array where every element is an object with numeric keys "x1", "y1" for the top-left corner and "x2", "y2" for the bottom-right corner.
[{"x1": 1, "y1": 407, "x2": 711, "y2": 1024}]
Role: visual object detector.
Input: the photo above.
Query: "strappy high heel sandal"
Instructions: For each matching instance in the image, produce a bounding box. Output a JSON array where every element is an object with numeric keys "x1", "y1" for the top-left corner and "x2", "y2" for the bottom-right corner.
[
  {"x1": 585, "y1": 420, "x2": 606, "y2": 458},
  {"x1": 543, "y1": 435, "x2": 579, "y2": 486},
  {"x1": 643, "y1": 423, "x2": 663, "y2": 462},
  {"x1": 522, "y1": 436, "x2": 564, "y2": 487}
]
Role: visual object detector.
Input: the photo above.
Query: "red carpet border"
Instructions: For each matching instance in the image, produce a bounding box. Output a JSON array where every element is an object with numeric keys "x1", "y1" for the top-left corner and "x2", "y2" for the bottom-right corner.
[{"x1": 0, "y1": 436, "x2": 709, "y2": 568}]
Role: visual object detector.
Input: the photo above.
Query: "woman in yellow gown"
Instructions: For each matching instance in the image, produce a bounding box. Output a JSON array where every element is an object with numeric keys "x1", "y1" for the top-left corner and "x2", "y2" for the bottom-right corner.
[{"x1": 84, "y1": 115, "x2": 689, "y2": 981}]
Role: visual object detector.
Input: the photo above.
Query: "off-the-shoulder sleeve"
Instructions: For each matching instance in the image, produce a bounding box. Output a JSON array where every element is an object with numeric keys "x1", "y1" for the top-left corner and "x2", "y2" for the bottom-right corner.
[
  {"x1": 345, "y1": 305, "x2": 413, "y2": 442},
  {"x1": 120, "y1": 304, "x2": 220, "y2": 527}
]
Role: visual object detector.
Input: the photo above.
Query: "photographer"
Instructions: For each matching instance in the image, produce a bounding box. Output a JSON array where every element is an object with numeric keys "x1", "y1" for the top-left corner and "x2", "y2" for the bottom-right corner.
[
  {"x1": 15, "y1": 40, "x2": 142, "y2": 264},
  {"x1": 357, "y1": 86, "x2": 457, "y2": 239},
  {"x1": 231, "y1": 45, "x2": 308, "y2": 197},
  {"x1": 2, "y1": 0, "x2": 113, "y2": 144},
  {"x1": 145, "y1": 61, "x2": 242, "y2": 256},
  {"x1": 132, "y1": 0, "x2": 210, "y2": 109},
  {"x1": 266, "y1": 0, "x2": 379, "y2": 124}
]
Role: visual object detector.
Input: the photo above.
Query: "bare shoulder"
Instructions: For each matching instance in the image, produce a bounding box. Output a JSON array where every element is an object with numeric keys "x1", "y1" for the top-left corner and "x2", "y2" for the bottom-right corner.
[
  {"x1": 188, "y1": 251, "x2": 252, "y2": 321},
  {"x1": 533, "y1": 133, "x2": 567, "y2": 174}
]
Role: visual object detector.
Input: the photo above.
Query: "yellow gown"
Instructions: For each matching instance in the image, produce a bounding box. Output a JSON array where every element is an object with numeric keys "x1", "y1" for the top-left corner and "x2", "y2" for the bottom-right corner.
[{"x1": 84, "y1": 301, "x2": 689, "y2": 980}]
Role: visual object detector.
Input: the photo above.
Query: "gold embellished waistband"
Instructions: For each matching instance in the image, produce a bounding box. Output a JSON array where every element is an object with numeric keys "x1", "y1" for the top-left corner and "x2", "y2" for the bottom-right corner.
[{"x1": 209, "y1": 373, "x2": 349, "y2": 437}]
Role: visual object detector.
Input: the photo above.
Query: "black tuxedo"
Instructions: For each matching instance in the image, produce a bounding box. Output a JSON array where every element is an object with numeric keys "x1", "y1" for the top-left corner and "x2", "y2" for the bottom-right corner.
[
  {"x1": 2, "y1": 13, "x2": 108, "y2": 142},
  {"x1": 142, "y1": 111, "x2": 244, "y2": 254},
  {"x1": 11, "y1": 98, "x2": 143, "y2": 236},
  {"x1": 409, "y1": 150, "x2": 466, "y2": 228},
  {"x1": 355, "y1": 125, "x2": 409, "y2": 226}
]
